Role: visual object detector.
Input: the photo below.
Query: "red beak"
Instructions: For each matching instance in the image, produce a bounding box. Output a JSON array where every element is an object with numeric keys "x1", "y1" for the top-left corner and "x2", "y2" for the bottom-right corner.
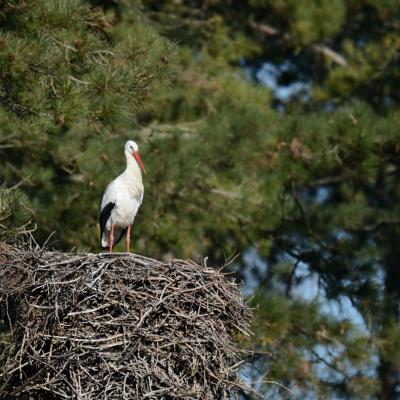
[{"x1": 132, "y1": 151, "x2": 145, "y2": 173}]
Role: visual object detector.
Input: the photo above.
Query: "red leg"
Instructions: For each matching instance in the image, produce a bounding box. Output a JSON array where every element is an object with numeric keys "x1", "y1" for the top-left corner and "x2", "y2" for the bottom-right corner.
[
  {"x1": 109, "y1": 224, "x2": 115, "y2": 254},
  {"x1": 126, "y1": 225, "x2": 131, "y2": 253}
]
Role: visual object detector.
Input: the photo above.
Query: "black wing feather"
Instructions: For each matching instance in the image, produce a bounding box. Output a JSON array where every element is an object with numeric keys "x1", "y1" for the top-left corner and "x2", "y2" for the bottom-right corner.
[
  {"x1": 113, "y1": 227, "x2": 127, "y2": 247},
  {"x1": 100, "y1": 202, "x2": 128, "y2": 249},
  {"x1": 99, "y1": 202, "x2": 115, "y2": 240}
]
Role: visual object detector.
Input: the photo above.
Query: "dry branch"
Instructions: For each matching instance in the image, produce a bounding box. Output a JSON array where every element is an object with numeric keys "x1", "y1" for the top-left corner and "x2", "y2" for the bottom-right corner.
[{"x1": 0, "y1": 242, "x2": 251, "y2": 399}]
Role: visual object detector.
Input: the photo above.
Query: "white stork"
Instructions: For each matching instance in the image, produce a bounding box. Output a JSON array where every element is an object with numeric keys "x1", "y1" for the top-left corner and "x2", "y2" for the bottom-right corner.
[{"x1": 99, "y1": 140, "x2": 145, "y2": 253}]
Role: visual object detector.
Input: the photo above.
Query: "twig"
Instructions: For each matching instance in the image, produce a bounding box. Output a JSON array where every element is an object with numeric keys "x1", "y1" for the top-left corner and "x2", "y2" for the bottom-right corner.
[{"x1": 0, "y1": 242, "x2": 254, "y2": 399}]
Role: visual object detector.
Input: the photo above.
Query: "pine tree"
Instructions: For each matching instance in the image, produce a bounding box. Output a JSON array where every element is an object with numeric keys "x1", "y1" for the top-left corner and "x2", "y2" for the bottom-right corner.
[
  {"x1": 0, "y1": 0, "x2": 175, "y2": 248},
  {"x1": 1, "y1": 1, "x2": 400, "y2": 399},
  {"x1": 0, "y1": 185, "x2": 32, "y2": 241}
]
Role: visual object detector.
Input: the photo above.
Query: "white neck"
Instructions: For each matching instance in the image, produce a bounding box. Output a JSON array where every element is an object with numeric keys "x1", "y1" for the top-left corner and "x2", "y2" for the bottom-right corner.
[{"x1": 123, "y1": 150, "x2": 142, "y2": 183}]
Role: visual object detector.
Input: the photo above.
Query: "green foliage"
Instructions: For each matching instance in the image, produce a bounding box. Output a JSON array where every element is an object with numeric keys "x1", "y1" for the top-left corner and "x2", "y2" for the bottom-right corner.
[
  {"x1": 0, "y1": 0, "x2": 176, "y2": 249},
  {"x1": 0, "y1": 186, "x2": 32, "y2": 240},
  {"x1": 250, "y1": 290, "x2": 378, "y2": 398},
  {"x1": 1, "y1": 0, "x2": 400, "y2": 398}
]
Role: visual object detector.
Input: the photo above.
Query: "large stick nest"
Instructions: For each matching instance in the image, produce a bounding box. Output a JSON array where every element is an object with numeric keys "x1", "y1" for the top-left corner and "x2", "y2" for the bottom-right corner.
[{"x1": 0, "y1": 242, "x2": 251, "y2": 399}]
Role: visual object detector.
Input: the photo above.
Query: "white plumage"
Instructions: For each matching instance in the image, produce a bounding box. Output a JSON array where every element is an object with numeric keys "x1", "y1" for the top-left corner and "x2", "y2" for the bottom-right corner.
[{"x1": 100, "y1": 140, "x2": 144, "y2": 253}]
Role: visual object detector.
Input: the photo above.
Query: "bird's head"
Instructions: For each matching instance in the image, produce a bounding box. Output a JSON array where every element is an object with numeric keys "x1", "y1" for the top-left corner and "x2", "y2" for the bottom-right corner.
[{"x1": 125, "y1": 140, "x2": 145, "y2": 173}]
